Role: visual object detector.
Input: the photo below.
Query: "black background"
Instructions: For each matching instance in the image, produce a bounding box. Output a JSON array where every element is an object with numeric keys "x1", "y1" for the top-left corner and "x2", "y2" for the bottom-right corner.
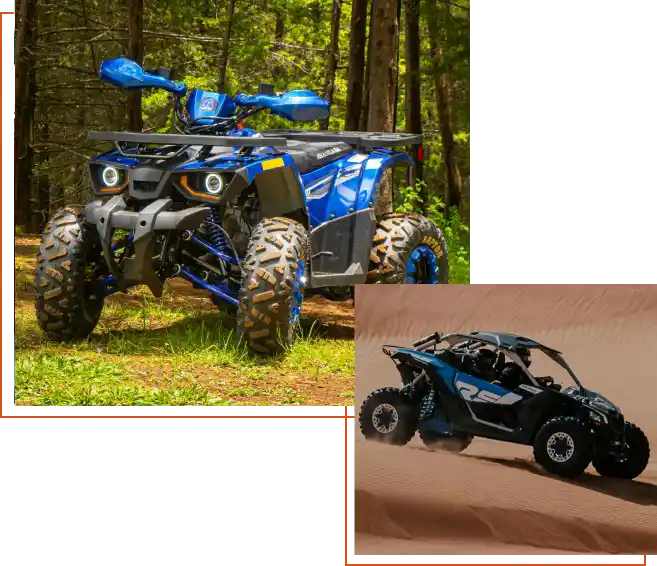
[{"x1": 472, "y1": 0, "x2": 657, "y2": 280}]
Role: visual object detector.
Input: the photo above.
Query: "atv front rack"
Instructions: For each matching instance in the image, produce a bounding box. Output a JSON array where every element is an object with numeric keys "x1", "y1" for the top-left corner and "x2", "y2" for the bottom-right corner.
[
  {"x1": 260, "y1": 130, "x2": 423, "y2": 149},
  {"x1": 88, "y1": 130, "x2": 422, "y2": 157},
  {"x1": 88, "y1": 131, "x2": 288, "y2": 160}
]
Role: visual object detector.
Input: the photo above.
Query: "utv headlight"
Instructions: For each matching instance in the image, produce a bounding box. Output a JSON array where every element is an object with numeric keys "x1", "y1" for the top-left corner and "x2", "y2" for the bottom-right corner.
[
  {"x1": 588, "y1": 409, "x2": 608, "y2": 424},
  {"x1": 102, "y1": 166, "x2": 120, "y2": 187},
  {"x1": 204, "y1": 173, "x2": 224, "y2": 194}
]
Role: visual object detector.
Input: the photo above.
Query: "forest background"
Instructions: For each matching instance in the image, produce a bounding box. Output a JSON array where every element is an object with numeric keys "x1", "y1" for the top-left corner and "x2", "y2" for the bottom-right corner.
[{"x1": 14, "y1": 0, "x2": 470, "y2": 280}]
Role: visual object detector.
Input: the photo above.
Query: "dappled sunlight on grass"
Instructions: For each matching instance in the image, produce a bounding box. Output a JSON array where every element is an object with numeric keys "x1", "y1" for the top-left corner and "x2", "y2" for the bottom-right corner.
[{"x1": 15, "y1": 237, "x2": 355, "y2": 406}]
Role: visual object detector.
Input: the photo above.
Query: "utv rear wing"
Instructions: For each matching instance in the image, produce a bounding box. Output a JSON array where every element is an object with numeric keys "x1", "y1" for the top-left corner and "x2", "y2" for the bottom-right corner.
[
  {"x1": 412, "y1": 332, "x2": 443, "y2": 351},
  {"x1": 88, "y1": 131, "x2": 288, "y2": 160}
]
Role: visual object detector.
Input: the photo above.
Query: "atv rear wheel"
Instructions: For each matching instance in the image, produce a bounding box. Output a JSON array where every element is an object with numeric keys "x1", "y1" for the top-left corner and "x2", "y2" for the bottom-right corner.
[
  {"x1": 592, "y1": 423, "x2": 650, "y2": 480},
  {"x1": 419, "y1": 429, "x2": 473, "y2": 453},
  {"x1": 237, "y1": 217, "x2": 308, "y2": 356},
  {"x1": 359, "y1": 387, "x2": 418, "y2": 445},
  {"x1": 533, "y1": 416, "x2": 593, "y2": 478},
  {"x1": 366, "y1": 213, "x2": 448, "y2": 284},
  {"x1": 34, "y1": 207, "x2": 106, "y2": 341}
]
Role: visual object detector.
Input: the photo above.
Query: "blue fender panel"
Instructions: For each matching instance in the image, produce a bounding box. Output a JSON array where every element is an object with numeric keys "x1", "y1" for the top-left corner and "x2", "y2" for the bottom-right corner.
[{"x1": 355, "y1": 151, "x2": 414, "y2": 211}]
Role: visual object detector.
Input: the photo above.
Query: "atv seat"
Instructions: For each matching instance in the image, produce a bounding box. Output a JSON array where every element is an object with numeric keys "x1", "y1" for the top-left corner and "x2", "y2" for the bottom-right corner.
[{"x1": 284, "y1": 140, "x2": 352, "y2": 174}]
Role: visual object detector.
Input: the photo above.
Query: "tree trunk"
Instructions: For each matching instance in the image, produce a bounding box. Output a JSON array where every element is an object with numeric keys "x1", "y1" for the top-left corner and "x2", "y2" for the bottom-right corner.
[
  {"x1": 318, "y1": 0, "x2": 342, "y2": 130},
  {"x1": 271, "y1": 7, "x2": 286, "y2": 82},
  {"x1": 218, "y1": 0, "x2": 236, "y2": 93},
  {"x1": 345, "y1": 0, "x2": 368, "y2": 131},
  {"x1": 15, "y1": 0, "x2": 37, "y2": 231},
  {"x1": 367, "y1": 0, "x2": 399, "y2": 214},
  {"x1": 390, "y1": 0, "x2": 401, "y2": 132},
  {"x1": 427, "y1": 0, "x2": 462, "y2": 210},
  {"x1": 358, "y1": 0, "x2": 374, "y2": 132},
  {"x1": 126, "y1": 0, "x2": 144, "y2": 132},
  {"x1": 404, "y1": 0, "x2": 424, "y2": 202}
]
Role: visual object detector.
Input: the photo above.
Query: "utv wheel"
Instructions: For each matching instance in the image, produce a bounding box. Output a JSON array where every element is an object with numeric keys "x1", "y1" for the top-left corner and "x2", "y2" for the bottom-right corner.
[
  {"x1": 533, "y1": 416, "x2": 593, "y2": 478},
  {"x1": 359, "y1": 387, "x2": 418, "y2": 445},
  {"x1": 419, "y1": 429, "x2": 473, "y2": 453},
  {"x1": 592, "y1": 422, "x2": 650, "y2": 480},
  {"x1": 238, "y1": 217, "x2": 308, "y2": 356},
  {"x1": 34, "y1": 207, "x2": 105, "y2": 341},
  {"x1": 366, "y1": 213, "x2": 448, "y2": 284}
]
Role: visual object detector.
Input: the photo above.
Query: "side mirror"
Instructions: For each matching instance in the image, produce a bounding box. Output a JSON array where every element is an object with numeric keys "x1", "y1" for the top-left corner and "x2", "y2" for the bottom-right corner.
[{"x1": 144, "y1": 66, "x2": 173, "y2": 81}]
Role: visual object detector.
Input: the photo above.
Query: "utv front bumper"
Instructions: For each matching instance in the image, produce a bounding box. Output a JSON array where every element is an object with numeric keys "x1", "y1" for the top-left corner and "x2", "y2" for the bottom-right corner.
[{"x1": 85, "y1": 195, "x2": 209, "y2": 296}]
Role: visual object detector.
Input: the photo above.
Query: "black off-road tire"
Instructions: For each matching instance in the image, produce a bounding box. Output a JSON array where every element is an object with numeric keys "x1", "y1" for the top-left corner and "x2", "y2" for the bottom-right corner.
[
  {"x1": 419, "y1": 429, "x2": 473, "y2": 453},
  {"x1": 533, "y1": 416, "x2": 594, "y2": 478},
  {"x1": 359, "y1": 387, "x2": 418, "y2": 446},
  {"x1": 34, "y1": 207, "x2": 105, "y2": 341},
  {"x1": 238, "y1": 217, "x2": 308, "y2": 356},
  {"x1": 366, "y1": 213, "x2": 449, "y2": 284},
  {"x1": 592, "y1": 422, "x2": 650, "y2": 480}
]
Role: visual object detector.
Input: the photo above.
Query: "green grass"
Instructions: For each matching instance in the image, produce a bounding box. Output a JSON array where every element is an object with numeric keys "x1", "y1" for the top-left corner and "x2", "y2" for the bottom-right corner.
[
  {"x1": 15, "y1": 236, "x2": 354, "y2": 406},
  {"x1": 15, "y1": 352, "x2": 233, "y2": 406},
  {"x1": 446, "y1": 229, "x2": 470, "y2": 285}
]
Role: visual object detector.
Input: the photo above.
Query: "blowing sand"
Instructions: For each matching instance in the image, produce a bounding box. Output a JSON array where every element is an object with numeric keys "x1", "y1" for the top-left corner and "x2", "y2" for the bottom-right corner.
[{"x1": 354, "y1": 285, "x2": 657, "y2": 555}]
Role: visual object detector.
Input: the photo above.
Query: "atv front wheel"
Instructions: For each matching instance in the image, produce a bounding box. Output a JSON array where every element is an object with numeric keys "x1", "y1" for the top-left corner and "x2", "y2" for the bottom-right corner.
[
  {"x1": 419, "y1": 429, "x2": 473, "y2": 453},
  {"x1": 533, "y1": 416, "x2": 593, "y2": 478},
  {"x1": 366, "y1": 213, "x2": 448, "y2": 284},
  {"x1": 592, "y1": 422, "x2": 650, "y2": 480},
  {"x1": 359, "y1": 387, "x2": 418, "y2": 445},
  {"x1": 34, "y1": 207, "x2": 105, "y2": 341},
  {"x1": 237, "y1": 217, "x2": 308, "y2": 356}
]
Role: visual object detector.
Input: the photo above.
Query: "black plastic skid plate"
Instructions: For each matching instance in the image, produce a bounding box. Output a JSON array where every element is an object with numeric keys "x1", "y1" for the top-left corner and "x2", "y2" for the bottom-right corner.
[
  {"x1": 88, "y1": 131, "x2": 288, "y2": 147},
  {"x1": 260, "y1": 129, "x2": 423, "y2": 149}
]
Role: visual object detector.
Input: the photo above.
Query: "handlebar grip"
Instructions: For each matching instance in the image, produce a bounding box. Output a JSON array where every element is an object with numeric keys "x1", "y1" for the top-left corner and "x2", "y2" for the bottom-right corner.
[{"x1": 412, "y1": 332, "x2": 441, "y2": 347}]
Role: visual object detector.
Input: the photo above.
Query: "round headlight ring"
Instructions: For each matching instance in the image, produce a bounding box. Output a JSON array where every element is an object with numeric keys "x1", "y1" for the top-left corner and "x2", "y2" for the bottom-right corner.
[
  {"x1": 204, "y1": 173, "x2": 224, "y2": 194},
  {"x1": 102, "y1": 166, "x2": 120, "y2": 187}
]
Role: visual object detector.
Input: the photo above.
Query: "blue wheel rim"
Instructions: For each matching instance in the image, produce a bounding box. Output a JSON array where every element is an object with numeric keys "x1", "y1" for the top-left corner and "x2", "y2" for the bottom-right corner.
[
  {"x1": 405, "y1": 244, "x2": 439, "y2": 284},
  {"x1": 290, "y1": 259, "x2": 305, "y2": 326}
]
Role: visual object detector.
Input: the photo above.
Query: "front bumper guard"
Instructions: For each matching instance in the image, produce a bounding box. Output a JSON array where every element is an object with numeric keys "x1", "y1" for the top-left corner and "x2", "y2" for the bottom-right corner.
[{"x1": 85, "y1": 195, "x2": 209, "y2": 296}]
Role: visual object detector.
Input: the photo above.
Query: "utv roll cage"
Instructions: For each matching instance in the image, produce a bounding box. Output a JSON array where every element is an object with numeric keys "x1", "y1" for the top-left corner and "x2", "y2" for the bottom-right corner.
[{"x1": 399, "y1": 331, "x2": 588, "y2": 391}]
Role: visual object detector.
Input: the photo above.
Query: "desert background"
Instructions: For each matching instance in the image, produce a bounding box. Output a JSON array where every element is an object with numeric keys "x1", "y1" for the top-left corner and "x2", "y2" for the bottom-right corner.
[{"x1": 355, "y1": 285, "x2": 657, "y2": 555}]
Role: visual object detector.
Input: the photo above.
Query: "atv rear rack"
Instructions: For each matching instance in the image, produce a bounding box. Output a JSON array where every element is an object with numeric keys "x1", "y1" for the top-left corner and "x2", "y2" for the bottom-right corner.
[
  {"x1": 260, "y1": 129, "x2": 423, "y2": 149},
  {"x1": 88, "y1": 131, "x2": 289, "y2": 160}
]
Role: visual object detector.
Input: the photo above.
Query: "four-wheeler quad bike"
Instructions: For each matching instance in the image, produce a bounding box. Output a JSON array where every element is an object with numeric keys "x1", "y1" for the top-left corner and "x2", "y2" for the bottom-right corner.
[
  {"x1": 34, "y1": 58, "x2": 448, "y2": 356},
  {"x1": 359, "y1": 331, "x2": 651, "y2": 479}
]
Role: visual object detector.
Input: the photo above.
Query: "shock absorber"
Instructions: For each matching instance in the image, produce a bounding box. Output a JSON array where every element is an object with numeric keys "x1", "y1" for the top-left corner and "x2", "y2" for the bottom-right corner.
[
  {"x1": 419, "y1": 389, "x2": 436, "y2": 420},
  {"x1": 205, "y1": 207, "x2": 227, "y2": 252}
]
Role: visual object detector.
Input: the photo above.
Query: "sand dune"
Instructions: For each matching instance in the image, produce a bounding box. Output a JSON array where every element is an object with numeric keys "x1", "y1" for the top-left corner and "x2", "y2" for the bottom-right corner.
[{"x1": 355, "y1": 285, "x2": 657, "y2": 555}]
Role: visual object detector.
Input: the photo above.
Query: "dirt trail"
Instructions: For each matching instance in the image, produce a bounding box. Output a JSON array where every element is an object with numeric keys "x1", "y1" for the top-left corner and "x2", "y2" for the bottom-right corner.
[{"x1": 355, "y1": 285, "x2": 657, "y2": 554}]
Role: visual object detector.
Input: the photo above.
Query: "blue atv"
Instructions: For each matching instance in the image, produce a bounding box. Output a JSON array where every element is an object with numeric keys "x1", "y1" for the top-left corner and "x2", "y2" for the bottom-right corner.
[
  {"x1": 34, "y1": 58, "x2": 448, "y2": 355},
  {"x1": 359, "y1": 332, "x2": 650, "y2": 479}
]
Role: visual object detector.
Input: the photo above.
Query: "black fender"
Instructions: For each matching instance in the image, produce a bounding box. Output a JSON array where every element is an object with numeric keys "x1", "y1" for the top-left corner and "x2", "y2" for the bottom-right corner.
[{"x1": 220, "y1": 165, "x2": 308, "y2": 226}]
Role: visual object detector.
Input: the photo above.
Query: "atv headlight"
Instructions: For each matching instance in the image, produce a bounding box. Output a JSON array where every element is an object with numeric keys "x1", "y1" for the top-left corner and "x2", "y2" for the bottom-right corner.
[
  {"x1": 102, "y1": 166, "x2": 120, "y2": 187},
  {"x1": 176, "y1": 172, "x2": 231, "y2": 203},
  {"x1": 204, "y1": 173, "x2": 224, "y2": 194},
  {"x1": 90, "y1": 163, "x2": 128, "y2": 195}
]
